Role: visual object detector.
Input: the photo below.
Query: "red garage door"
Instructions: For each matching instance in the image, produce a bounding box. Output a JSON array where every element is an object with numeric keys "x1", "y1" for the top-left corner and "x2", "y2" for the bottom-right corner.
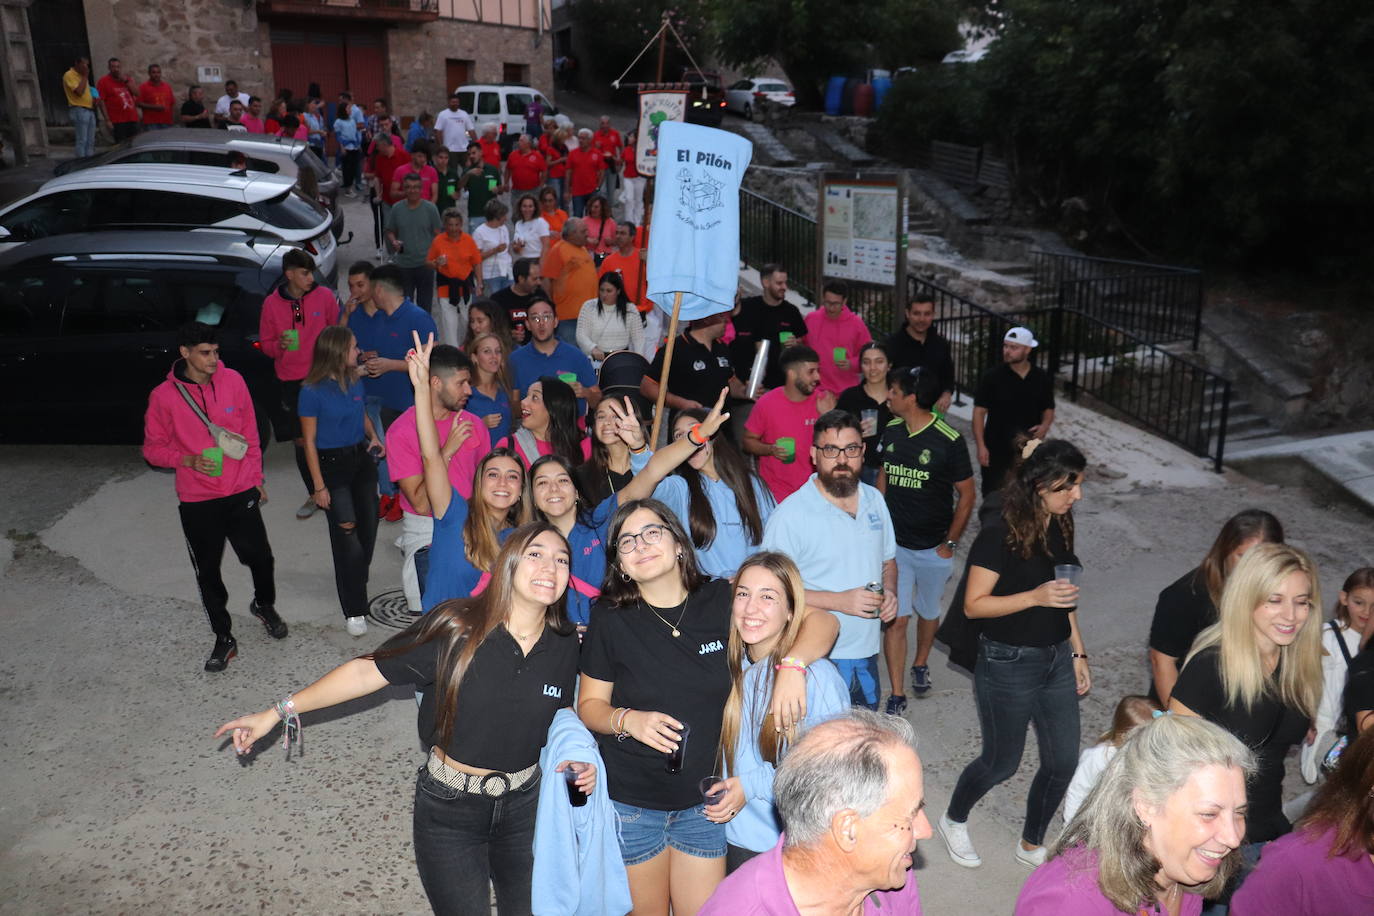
[{"x1": 270, "y1": 27, "x2": 385, "y2": 106}]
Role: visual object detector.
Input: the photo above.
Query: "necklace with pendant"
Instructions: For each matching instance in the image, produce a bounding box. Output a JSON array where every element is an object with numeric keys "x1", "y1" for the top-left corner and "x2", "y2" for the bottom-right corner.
[{"x1": 644, "y1": 593, "x2": 690, "y2": 637}]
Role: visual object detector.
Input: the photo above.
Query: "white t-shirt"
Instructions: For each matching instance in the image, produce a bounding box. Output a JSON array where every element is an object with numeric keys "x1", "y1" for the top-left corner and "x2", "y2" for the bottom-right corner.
[
  {"x1": 434, "y1": 107, "x2": 476, "y2": 152},
  {"x1": 472, "y1": 222, "x2": 512, "y2": 280},
  {"x1": 512, "y1": 217, "x2": 550, "y2": 260},
  {"x1": 214, "y1": 91, "x2": 250, "y2": 117},
  {"x1": 1063, "y1": 742, "x2": 1116, "y2": 823}
]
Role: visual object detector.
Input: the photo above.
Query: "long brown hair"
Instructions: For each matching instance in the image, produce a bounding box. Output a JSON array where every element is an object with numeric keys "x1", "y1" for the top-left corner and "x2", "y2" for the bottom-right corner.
[
  {"x1": 1335, "y1": 567, "x2": 1374, "y2": 629},
  {"x1": 675, "y1": 408, "x2": 769, "y2": 548},
  {"x1": 718, "y1": 552, "x2": 808, "y2": 771},
  {"x1": 463, "y1": 448, "x2": 530, "y2": 569},
  {"x1": 1000, "y1": 439, "x2": 1085, "y2": 559},
  {"x1": 468, "y1": 331, "x2": 514, "y2": 398},
  {"x1": 1296, "y1": 724, "x2": 1374, "y2": 857},
  {"x1": 368, "y1": 522, "x2": 572, "y2": 750},
  {"x1": 598, "y1": 498, "x2": 709, "y2": 607},
  {"x1": 1094, "y1": 694, "x2": 1160, "y2": 746},
  {"x1": 303, "y1": 326, "x2": 355, "y2": 393},
  {"x1": 1196, "y1": 509, "x2": 1285, "y2": 606}
]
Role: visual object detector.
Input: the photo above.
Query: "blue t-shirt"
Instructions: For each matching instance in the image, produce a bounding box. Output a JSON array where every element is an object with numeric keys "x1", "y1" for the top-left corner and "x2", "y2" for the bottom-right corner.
[
  {"x1": 350, "y1": 300, "x2": 437, "y2": 411},
  {"x1": 333, "y1": 117, "x2": 360, "y2": 151},
  {"x1": 422, "y1": 488, "x2": 480, "y2": 612},
  {"x1": 297, "y1": 378, "x2": 367, "y2": 449},
  {"x1": 508, "y1": 341, "x2": 597, "y2": 417},
  {"x1": 562, "y1": 494, "x2": 617, "y2": 626},
  {"x1": 467, "y1": 385, "x2": 512, "y2": 440}
]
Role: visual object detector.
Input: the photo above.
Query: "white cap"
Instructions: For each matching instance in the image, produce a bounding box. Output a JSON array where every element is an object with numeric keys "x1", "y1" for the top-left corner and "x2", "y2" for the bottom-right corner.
[{"x1": 1004, "y1": 326, "x2": 1039, "y2": 348}]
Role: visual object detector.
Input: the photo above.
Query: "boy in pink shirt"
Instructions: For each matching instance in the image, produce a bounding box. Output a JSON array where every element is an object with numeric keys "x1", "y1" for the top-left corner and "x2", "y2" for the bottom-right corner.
[
  {"x1": 804, "y1": 280, "x2": 872, "y2": 394},
  {"x1": 743, "y1": 345, "x2": 837, "y2": 502}
]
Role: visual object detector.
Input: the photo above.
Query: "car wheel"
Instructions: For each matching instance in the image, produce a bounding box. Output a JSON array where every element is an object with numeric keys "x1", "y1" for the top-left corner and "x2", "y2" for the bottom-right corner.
[{"x1": 743, "y1": 103, "x2": 753, "y2": 121}]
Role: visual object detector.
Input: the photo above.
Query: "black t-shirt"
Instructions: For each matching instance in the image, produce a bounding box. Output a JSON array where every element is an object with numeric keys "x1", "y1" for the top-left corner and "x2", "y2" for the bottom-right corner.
[
  {"x1": 878, "y1": 414, "x2": 974, "y2": 550},
  {"x1": 1149, "y1": 567, "x2": 1217, "y2": 660},
  {"x1": 491, "y1": 286, "x2": 551, "y2": 343},
  {"x1": 967, "y1": 518, "x2": 1077, "y2": 647},
  {"x1": 883, "y1": 327, "x2": 955, "y2": 395},
  {"x1": 730, "y1": 296, "x2": 807, "y2": 388},
  {"x1": 180, "y1": 99, "x2": 211, "y2": 127},
  {"x1": 1343, "y1": 646, "x2": 1374, "y2": 738},
  {"x1": 650, "y1": 332, "x2": 734, "y2": 409},
  {"x1": 575, "y1": 460, "x2": 632, "y2": 508},
  {"x1": 973, "y1": 363, "x2": 1056, "y2": 453},
  {"x1": 579, "y1": 578, "x2": 733, "y2": 810},
  {"x1": 835, "y1": 383, "x2": 892, "y2": 470},
  {"x1": 1172, "y1": 646, "x2": 1309, "y2": 843},
  {"x1": 373, "y1": 624, "x2": 578, "y2": 772}
]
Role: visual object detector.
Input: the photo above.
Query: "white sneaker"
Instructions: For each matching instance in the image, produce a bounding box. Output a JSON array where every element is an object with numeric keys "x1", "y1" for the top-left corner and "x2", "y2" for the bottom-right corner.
[
  {"x1": 346, "y1": 616, "x2": 368, "y2": 637},
  {"x1": 938, "y1": 812, "x2": 981, "y2": 868},
  {"x1": 1015, "y1": 841, "x2": 1048, "y2": 868}
]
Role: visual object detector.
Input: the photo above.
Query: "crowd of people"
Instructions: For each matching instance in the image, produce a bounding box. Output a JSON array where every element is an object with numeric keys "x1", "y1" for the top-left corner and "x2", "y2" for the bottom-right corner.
[{"x1": 119, "y1": 70, "x2": 1374, "y2": 915}]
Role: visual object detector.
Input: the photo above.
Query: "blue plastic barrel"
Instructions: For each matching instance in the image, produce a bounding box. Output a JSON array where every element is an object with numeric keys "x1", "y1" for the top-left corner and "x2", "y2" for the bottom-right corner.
[
  {"x1": 825, "y1": 76, "x2": 846, "y2": 115},
  {"x1": 872, "y1": 76, "x2": 893, "y2": 110}
]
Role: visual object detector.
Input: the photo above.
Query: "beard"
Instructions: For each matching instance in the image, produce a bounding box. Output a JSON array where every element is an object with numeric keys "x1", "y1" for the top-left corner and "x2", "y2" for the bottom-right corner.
[{"x1": 818, "y1": 464, "x2": 858, "y2": 498}]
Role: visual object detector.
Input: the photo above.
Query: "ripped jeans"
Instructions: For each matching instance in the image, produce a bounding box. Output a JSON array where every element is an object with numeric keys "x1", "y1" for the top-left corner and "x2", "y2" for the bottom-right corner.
[{"x1": 318, "y1": 442, "x2": 380, "y2": 618}]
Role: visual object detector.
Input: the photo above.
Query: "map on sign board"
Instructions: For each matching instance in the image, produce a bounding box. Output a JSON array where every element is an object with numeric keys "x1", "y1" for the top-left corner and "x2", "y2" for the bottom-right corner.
[{"x1": 823, "y1": 182, "x2": 899, "y2": 285}]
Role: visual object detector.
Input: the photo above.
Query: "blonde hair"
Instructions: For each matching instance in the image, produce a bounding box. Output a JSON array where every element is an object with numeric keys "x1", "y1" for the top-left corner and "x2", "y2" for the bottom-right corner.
[
  {"x1": 1185, "y1": 542, "x2": 1323, "y2": 717},
  {"x1": 303, "y1": 326, "x2": 355, "y2": 392},
  {"x1": 718, "y1": 552, "x2": 809, "y2": 771},
  {"x1": 468, "y1": 331, "x2": 513, "y2": 395}
]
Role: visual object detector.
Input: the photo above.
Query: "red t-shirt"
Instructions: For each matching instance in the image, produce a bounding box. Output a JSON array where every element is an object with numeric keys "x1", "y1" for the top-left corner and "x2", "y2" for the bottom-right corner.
[
  {"x1": 137, "y1": 80, "x2": 175, "y2": 125},
  {"x1": 622, "y1": 141, "x2": 640, "y2": 178},
  {"x1": 479, "y1": 138, "x2": 502, "y2": 166},
  {"x1": 567, "y1": 147, "x2": 603, "y2": 197},
  {"x1": 373, "y1": 147, "x2": 412, "y2": 204},
  {"x1": 393, "y1": 163, "x2": 440, "y2": 201},
  {"x1": 506, "y1": 149, "x2": 547, "y2": 191},
  {"x1": 593, "y1": 129, "x2": 622, "y2": 159},
  {"x1": 541, "y1": 135, "x2": 568, "y2": 178},
  {"x1": 96, "y1": 74, "x2": 138, "y2": 124}
]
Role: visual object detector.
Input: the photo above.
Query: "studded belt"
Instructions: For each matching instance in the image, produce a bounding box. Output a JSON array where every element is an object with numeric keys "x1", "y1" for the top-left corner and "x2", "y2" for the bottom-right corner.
[{"x1": 426, "y1": 750, "x2": 538, "y2": 797}]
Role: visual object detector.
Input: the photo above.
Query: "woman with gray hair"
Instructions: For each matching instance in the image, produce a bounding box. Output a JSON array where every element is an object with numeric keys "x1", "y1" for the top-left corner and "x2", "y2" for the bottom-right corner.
[{"x1": 1015, "y1": 714, "x2": 1256, "y2": 915}]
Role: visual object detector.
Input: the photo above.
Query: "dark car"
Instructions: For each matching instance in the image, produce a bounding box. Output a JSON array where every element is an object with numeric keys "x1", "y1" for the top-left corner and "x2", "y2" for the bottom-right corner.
[
  {"x1": 683, "y1": 69, "x2": 727, "y2": 127},
  {"x1": 0, "y1": 231, "x2": 315, "y2": 446}
]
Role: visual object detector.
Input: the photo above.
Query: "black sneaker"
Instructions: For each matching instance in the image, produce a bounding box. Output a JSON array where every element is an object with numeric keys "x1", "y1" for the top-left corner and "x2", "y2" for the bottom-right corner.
[
  {"x1": 205, "y1": 635, "x2": 237, "y2": 672},
  {"x1": 250, "y1": 600, "x2": 289, "y2": 639},
  {"x1": 911, "y1": 664, "x2": 932, "y2": 695},
  {"x1": 884, "y1": 694, "x2": 908, "y2": 716}
]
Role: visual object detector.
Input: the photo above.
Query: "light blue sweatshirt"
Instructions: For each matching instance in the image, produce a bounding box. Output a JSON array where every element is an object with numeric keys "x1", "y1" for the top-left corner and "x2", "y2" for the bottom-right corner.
[
  {"x1": 532, "y1": 708, "x2": 631, "y2": 916},
  {"x1": 726, "y1": 657, "x2": 851, "y2": 852}
]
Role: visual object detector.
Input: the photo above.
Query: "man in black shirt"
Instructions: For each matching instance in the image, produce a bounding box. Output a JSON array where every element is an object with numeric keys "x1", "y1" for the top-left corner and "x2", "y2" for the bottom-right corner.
[
  {"x1": 884, "y1": 296, "x2": 955, "y2": 412},
  {"x1": 490, "y1": 257, "x2": 550, "y2": 345},
  {"x1": 179, "y1": 84, "x2": 213, "y2": 128},
  {"x1": 730, "y1": 263, "x2": 808, "y2": 389},
  {"x1": 972, "y1": 327, "x2": 1055, "y2": 496},
  {"x1": 642, "y1": 311, "x2": 747, "y2": 412},
  {"x1": 877, "y1": 366, "x2": 975, "y2": 712}
]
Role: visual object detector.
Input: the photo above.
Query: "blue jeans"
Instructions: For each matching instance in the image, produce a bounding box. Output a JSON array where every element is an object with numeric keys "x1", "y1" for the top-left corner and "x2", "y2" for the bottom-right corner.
[
  {"x1": 413, "y1": 766, "x2": 539, "y2": 916},
  {"x1": 571, "y1": 193, "x2": 591, "y2": 217},
  {"x1": 547, "y1": 176, "x2": 564, "y2": 202},
  {"x1": 485, "y1": 276, "x2": 512, "y2": 295},
  {"x1": 70, "y1": 106, "x2": 95, "y2": 157},
  {"x1": 365, "y1": 396, "x2": 396, "y2": 496},
  {"x1": 833, "y1": 655, "x2": 880, "y2": 710},
  {"x1": 947, "y1": 636, "x2": 1080, "y2": 846},
  {"x1": 398, "y1": 265, "x2": 435, "y2": 314}
]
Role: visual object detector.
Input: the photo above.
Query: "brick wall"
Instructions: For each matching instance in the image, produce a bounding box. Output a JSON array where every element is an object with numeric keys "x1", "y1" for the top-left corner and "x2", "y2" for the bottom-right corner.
[{"x1": 386, "y1": 18, "x2": 553, "y2": 120}]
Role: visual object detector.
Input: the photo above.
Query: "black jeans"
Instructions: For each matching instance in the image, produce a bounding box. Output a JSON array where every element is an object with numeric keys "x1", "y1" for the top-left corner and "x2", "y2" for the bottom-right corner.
[
  {"x1": 947, "y1": 636, "x2": 1080, "y2": 846},
  {"x1": 412, "y1": 766, "x2": 539, "y2": 916},
  {"x1": 398, "y1": 264, "x2": 436, "y2": 314},
  {"x1": 318, "y1": 443, "x2": 379, "y2": 619},
  {"x1": 178, "y1": 487, "x2": 276, "y2": 637},
  {"x1": 340, "y1": 148, "x2": 360, "y2": 189}
]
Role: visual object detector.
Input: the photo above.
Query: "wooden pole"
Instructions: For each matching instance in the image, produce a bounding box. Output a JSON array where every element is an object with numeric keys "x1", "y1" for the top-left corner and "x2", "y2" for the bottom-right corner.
[
  {"x1": 656, "y1": 13, "x2": 668, "y2": 83},
  {"x1": 648, "y1": 291, "x2": 685, "y2": 446}
]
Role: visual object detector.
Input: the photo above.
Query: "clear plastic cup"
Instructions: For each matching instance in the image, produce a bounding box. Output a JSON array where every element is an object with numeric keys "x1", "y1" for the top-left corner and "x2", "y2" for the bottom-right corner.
[{"x1": 1054, "y1": 564, "x2": 1082, "y2": 586}]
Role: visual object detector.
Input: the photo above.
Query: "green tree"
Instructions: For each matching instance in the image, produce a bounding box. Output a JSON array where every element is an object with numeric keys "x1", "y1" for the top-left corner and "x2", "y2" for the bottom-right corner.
[{"x1": 571, "y1": 0, "x2": 709, "y2": 88}]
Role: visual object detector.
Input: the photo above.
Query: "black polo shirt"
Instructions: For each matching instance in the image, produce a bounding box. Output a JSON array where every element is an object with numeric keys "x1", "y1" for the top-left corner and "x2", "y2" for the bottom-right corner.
[
  {"x1": 878, "y1": 414, "x2": 974, "y2": 550},
  {"x1": 967, "y1": 518, "x2": 1077, "y2": 647},
  {"x1": 730, "y1": 295, "x2": 807, "y2": 388},
  {"x1": 835, "y1": 383, "x2": 892, "y2": 470},
  {"x1": 650, "y1": 332, "x2": 734, "y2": 409},
  {"x1": 1148, "y1": 567, "x2": 1217, "y2": 660},
  {"x1": 973, "y1": 362, "x2": 1055, "y2": 451},
  {"x1": 374, "y1": 624, "x2": 578, "y2": 772},
  {"x1": 580, "y1": 578, "x2": 733, "y2": 810},
  {"x1": 491, "y1": 286, "x2": 552, "y2": 343},
  {"x1": 883, "y1": 327, "x2": 955, "y2": 394}
]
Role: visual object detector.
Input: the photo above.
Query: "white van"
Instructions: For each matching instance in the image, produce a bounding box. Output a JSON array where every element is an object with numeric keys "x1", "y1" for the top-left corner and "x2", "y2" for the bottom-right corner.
[{"x1": 454, "y1": 84, "x2": 573, "y2": 145}]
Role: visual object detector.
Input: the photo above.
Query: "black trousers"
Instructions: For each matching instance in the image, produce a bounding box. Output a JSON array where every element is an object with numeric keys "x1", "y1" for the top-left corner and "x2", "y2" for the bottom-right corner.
[
  {"x1": 318, "y1": 443, "x2": 380, "y2": 619},
  {"x1": 179, "y1": 488, "x2": 276, "y2": 637}
]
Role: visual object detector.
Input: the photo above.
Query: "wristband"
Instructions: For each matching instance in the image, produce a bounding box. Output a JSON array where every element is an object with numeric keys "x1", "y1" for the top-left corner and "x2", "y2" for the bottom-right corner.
[
  {"x1": 273, "y1": 696, "x2": 303, "y2": 757},
  {"x1": 1072, "y1": 652, "x2": 1089, "y2": 660},
  {"x1": 629, "y1": 442, "x2": 648, "y2": 455},
  {"x1": 775, "y1": 663, "x2": 807, "y2": 674},
  {"x1": 686, "y1": 423, "x2": 708, "y2": 447},
  {"x1": 777, "y1": 656, "x2": 808, "y2": 673}
]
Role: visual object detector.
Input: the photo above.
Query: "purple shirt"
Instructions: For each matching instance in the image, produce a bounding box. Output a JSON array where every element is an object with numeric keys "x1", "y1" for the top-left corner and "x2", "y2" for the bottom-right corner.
[
  {"x1": 1015, "y1": 847, "x2": 1203, "y2": 916},
  {"x1": 699, "y1": 835, "x2": 922, "y2": 916},
  {"x1": 1231, "y1": 826, "x2": 1374, "y2": 916}
]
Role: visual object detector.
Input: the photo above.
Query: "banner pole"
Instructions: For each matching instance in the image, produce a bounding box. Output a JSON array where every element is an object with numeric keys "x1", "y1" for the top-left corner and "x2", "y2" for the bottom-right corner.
[{"x1": 649, "y1": 290, "x2": 685, "y2": 446}]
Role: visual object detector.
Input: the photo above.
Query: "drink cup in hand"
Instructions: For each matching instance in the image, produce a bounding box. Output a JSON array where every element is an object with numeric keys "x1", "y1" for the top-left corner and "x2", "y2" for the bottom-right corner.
[
  {"x1": 699, "y1": 776, "x2": 726, "y2": 807},
  {"x1": 1054, "y1": 564, "x2": 1082, "y2": 586},
  {"x1": 564, "y1": 763, "x2": 588, "y2": 807}
]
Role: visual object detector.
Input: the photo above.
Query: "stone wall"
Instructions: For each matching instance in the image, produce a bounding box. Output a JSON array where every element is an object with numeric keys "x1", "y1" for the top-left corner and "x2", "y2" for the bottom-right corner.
[{"x1": 386, "y1": 19, "x2": 553, "y2": 120}]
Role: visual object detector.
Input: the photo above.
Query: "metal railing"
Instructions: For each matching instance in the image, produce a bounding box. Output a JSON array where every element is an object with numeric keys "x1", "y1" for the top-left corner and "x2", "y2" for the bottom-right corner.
[
  {"x1": 909, "y1": 276, "x2": 1232, "y2": 470},
  {"x1": 739, "y1": 189, "x2": 818, "y2": 302},
  {"x1": 1031, "y1": 250, "x2": 1204, "y2": 347}
]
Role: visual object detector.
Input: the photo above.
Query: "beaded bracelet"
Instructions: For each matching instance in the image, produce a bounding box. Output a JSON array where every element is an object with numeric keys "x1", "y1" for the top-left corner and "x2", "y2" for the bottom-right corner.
[
  {"x1": 273, "y1": 696, "x2": 303, "y2": 758},
  {"x1": 775, "y1": 656, "x2": 808, "y2": 675}
]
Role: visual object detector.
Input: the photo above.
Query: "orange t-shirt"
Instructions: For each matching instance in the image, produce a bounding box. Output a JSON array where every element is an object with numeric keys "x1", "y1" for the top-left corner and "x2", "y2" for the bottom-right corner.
[
  {"x1": 541, "y1": 207, "x2": 568, "y2": 234},
  {"x1": 427, "y1": 232, "x2": 482, "y2": 298},
  {"x1": 542, "y1": 239, "x2": 598, "y2": 321},
  {"x1": 599, "y1": 249, "x2": 647, "y2": 313}
]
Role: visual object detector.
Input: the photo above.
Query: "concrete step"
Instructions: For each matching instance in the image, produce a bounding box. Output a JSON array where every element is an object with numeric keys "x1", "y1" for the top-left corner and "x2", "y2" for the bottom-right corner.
[
  {"x1": 969, "y1": 260, "x2": 1035, "y2": 278},
  {"x1": 802, "y1": 124, "x2": 877, "y2": 166},
  {"x1": 737, "y1": 121, "x2": 800, "y2": 167}
]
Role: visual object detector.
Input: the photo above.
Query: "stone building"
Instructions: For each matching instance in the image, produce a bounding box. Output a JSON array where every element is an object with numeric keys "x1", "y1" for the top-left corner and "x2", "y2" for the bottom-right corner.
[{"x1": 69, "y1": 0, "x2": 553, "y2": 125}]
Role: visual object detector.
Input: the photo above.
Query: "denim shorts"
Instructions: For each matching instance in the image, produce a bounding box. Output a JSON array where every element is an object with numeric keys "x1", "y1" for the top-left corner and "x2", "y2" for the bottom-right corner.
[
  {"x1": 894, "y1": 544, "x2": 954, "y2": 620},
  {"x1": 612, "y1": 800, "x2": 725, "y2": 865}
]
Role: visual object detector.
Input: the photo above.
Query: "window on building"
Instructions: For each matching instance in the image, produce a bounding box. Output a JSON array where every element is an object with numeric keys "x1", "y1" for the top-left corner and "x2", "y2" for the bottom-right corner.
[
  {"x1": 446, "y1": 59, "x2": 473, "y2": 93},
  {"x1": 503, "y1": 63, "x2": 528, "y2": 84}
]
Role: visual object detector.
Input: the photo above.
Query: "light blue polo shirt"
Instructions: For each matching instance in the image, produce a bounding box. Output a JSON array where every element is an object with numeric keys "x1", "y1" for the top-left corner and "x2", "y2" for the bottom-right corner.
[{"x1": 761, "y1": 475, "x2": 896, "y2": 660}]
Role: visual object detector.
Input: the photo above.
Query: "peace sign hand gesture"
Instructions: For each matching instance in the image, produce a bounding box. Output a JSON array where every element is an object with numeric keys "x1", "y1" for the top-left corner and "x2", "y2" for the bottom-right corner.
[
  {"x1": 698, "y1": 388, "x2": 732, "y2": 440},
  {"x1": 407, "y1": 331, "x2": 436, "y2": 390},
  {"x1": 605, "y1": 396, "x2": 647, "y2": 451}
]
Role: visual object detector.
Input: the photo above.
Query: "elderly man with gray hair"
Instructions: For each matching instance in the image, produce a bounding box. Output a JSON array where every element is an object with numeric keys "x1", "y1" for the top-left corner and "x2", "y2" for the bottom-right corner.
[{"x1": 699, "y1": 709, "x2": 930, "y2": 915}]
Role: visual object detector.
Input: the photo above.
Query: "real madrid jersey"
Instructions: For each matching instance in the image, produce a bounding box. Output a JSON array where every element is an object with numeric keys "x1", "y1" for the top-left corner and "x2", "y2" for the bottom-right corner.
[{"x1": 878, "y1": 414, "x2": 974, "y2": 550}]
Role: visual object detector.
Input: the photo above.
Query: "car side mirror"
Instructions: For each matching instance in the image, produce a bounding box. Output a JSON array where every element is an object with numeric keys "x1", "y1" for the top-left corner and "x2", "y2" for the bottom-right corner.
[{"x1": 0, "y1": 226, "x2": 10, "y2": 241}]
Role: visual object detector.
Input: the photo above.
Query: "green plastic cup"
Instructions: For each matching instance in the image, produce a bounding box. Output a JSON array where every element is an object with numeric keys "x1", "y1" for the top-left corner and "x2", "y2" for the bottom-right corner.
[
  {"x1": 833, "y1": 346, "x2": 847, "y2": 363},
  {"x1": 557, "y1": 371, "x2": 577, "y2": 385},
  {"x1": 777, "y1": 437, "x2": 796, "y2": 464},
  {"x1": 778, "y1": 331, "x2": 795, "y2": 344},
  {"x1": 202, "y1": 446, "x2": 224, "y2": 477},
  {"x1": 282, "y1": 328, "x2": 299, "y2": 351}
]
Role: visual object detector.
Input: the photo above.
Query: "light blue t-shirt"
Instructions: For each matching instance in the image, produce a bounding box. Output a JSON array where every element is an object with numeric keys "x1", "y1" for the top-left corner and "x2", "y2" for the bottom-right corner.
[
  {"x1": 727, "y1": 656, "x2": 849, "y2": 852},
  {"x1": 333, "y1": 117, "x2": 360, "y2": 150},
  {"x1": 761, "y1": 476, "x2": 896, "y2": 660}
]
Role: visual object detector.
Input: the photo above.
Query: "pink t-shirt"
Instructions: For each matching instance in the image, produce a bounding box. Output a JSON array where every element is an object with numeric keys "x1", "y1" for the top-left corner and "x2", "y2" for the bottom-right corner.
[
  {"x1": 804, "y1": 307, "x2": 871, "y2": 394},
  {"x1": 393, "y1": 163, "x2": 440, "y2": 202},
  {"x1": 745, "y1": 387, "x2": 824, "y2": 503},
  {"x1": 495, "y1": 431, "x2": 592, "y2": 468},
  {"x1": 1015, "y1": 846, "x2": 1203, "y2": 916},
  {"x1": 1230, "y1": 826, "x2": 1374, "y2": 916},
  {"x1": 385, "y1": 406, "x2": 492, "y2": 514}
]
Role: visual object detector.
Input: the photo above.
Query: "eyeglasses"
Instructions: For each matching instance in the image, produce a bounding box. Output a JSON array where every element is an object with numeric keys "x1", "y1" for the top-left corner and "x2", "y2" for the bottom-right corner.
[
  {"x1": 615, "y1": 523, "x2": 668, "y2": 554},
  {"x1": 816, "y1": 443, "x2": 864, "y2": 459},
  {"x1": 528, "y1": 314, "x2": 554, "y2": 324}
]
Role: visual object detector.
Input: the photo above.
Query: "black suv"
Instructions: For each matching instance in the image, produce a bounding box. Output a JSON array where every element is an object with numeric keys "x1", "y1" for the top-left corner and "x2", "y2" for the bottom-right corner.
[{"x1": 0, "y1": 231, "x2": 308, "y2": 446}]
